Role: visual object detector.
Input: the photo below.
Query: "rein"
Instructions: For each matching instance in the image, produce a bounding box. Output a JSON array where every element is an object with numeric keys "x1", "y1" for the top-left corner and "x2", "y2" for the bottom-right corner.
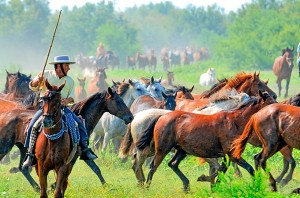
[{"x1": 42, "y1": 119, "x2": 67, "y2": 140}]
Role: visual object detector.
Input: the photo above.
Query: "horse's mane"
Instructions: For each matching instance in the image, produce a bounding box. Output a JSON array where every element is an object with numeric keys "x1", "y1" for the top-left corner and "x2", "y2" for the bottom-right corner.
[
  {"x1": 225, "y1": 72, "x2": 252, "y2": 89},
  {"x1": 282, "y1": 93, "x2": 300, "y2": 106},
  {"x1": 209, "y1": 88, "x2": 238, "y2": 103},
  {"x1": 117, "y1": 82, "x2": 130, "y2": 97},
  {"x1": 71, "y1": 91, "x2": 107, "y2": 115},
  {"x1": 199, "y1": 78, "x2": 227, "y2": 98}
]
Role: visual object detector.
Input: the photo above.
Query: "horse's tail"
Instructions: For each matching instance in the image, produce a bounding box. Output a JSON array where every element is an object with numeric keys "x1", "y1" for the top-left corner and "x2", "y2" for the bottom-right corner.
[
  {"x1": 231, "y1": 116, "x2": 255, "y2": 159},
  {"x1": 119, "y1": 123, "x2": 133, "y2": 158},
  {"x1": 136, "y1": 116, "x2": 161, "y2": 151}
]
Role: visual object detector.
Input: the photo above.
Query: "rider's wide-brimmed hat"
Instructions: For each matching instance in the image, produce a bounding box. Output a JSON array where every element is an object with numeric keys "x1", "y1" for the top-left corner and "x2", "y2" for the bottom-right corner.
[{"x1": 48, "y1": 55, "x2": 76, "y2": 64}]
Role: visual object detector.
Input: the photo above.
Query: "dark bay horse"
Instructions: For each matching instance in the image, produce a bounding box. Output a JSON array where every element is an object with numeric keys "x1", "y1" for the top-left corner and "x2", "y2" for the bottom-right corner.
[
  {"x1": 135, "y1": 52, "x2": 149, "y2": 70},
  {"x1": 35, "y1": 80, "x2": 71, "y2": 197},
  {"x1": 273, "y1": 47, "x2": 294, "y2": 98},
  {"x1": 0, "y1": 87, "x2": 133, "y2": 191},
  {"x1": 1, "y1": 70, "x2": 32, "y2": 101},
  {"x1": 231, "y1": 103, "x2": 300, "y2": 192},
  {"x1": 135, "y1": 91, "x2": 275, "y2": 191}
]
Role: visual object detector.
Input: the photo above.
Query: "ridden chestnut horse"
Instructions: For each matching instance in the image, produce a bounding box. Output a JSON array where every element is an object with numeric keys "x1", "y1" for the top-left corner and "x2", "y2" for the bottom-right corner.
[
  {"x1": 273, "y1": 47, "x2": 294, "y2": 98},
  {"x1": 231, "y1": 103, "x2": 300, "y2": 192},
  {"x1": 35, "y1": 80, "x2": 71, "y2": 197},
  {"x1": 0, "y1": 86, "x2": 133, "y2": 191},
  {"x1": 135, "y1": 91, "x2": 275, "y2": 191},
  {"x1": 176, "y1": 72, "x2": 277, "y2": 112},
  {"x1": 75, "y1": 77, "x2": 87, "y2": 102}
]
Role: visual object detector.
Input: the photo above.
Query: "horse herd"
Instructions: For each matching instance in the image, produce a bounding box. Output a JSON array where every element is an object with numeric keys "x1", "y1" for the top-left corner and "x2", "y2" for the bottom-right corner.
[{"x1": 0, "y1": 50, "x2": 300, "y2": 197}]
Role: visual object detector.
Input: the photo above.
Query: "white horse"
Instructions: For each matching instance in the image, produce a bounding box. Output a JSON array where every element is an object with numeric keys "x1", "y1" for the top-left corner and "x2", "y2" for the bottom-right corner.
[
  {"x1": 199, "y1": 68, "x2": 217, "y2": 86},
  {"x1": 91, "y1": 80, "x2": 149, "y2": 153},
  {"x1": 119, "y1": 89, "x2": 250, "y2": 185}
]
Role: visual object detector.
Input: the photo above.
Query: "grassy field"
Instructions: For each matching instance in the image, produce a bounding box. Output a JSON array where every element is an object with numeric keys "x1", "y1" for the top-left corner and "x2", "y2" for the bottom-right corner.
[{"x1": 1, "y1": 61, "x2": 300, "y2": 197}]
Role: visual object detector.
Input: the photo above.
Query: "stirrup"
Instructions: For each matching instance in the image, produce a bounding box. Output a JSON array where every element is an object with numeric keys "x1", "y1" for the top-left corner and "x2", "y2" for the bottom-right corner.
[{"x1": 22, "y1": 153, "x2": 35, "y2": 169}]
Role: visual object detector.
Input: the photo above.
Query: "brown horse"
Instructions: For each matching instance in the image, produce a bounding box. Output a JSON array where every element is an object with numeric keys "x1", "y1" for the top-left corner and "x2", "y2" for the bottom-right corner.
[
  {"x1": 174, "y1": 85, "x2": 194, "y2": 100},
  {"x1": 1, "y1": 70, "x2": 32, "y2": 101},
  {"x1": 126, "y1": 56, "x2": 136, "y2": 70},
  {"x1": 135, "y1": 91, "x2": 275, "y2": 191},
  {"x1": 148, "y1": 54, "x2": 157, "y2": 73},
  {"x1": 0, "y1": 86, "x2": 133, "y2": 191},
  {"x1": 87, "y1": 67, "x2": 109, "y2": 95},
  {"x1": 231, "y1": 103, "x2": 300, "y2": 192},
  {"x1": 161, "y1": 71, "x2": 174, "y2": 88},
  {"x1": 35, "y1": 80, "x2": 72, "y2": 197},
  {"x1": 273, "y1": 47, "x2": 294, "y2": 98},
  {"x1": 175, "y1": 72, "x2": 277, "y2": 112},
  {"x1": 75, "y1": 77, "x2": 87, "y2": 102},
  {"x1": 135, "y1": 52, "x2": 149, "y2": 70}
]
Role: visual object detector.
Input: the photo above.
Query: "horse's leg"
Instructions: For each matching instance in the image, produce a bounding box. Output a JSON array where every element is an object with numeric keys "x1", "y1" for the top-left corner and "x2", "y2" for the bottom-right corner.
[
  {"x1": 167, "y1": 149, "x2": 189, "y2": 192},
  {"x1": 112, "y1": 138, "x2": 121, "y2": 154},
  {"x1": 146, "y1": 149, "x2": 170, "y2": 189},
  {"x1": 37, "y1": 166, "x2": 49, "y2": 198},
  {"x1": 197, "y1": 158, "x2": 220, "y2": 184},
  {"x1": 101, "y1": 132, "x2": 112, "y2": 153},
  {"x1": 277, "y1": 147, "x2": 296, "y2": 186},
  {"x1": 284, "y1": 78, "x2": 290, "y2": 98},
  {"x1": 93, "y1": 134, "x2": 102, "y2": 151},
  {"x1": 277, "y1": 79, "x2": 282, "y2": 97},
  {"x1": 132, "y1": 150, "x2": 148, "y2": 186},
  {"x1": 0, "y1": 153, "x2": 10, "y2": 165},
  {"x1": 232, "y1": 162, "x2": 242, "y2": 177},
  {"x1": 54, "y1": 165, "x2": 70, "y2": 198},
  {"x1": 15, "y1": 144, "x2": 40, "y2": 191},
  {"x1": 84, "y1": 160, "x2": 106, "y2": 184},
  {"x1": 231, "y1": 156, "x2": 255, "y2": 176}
]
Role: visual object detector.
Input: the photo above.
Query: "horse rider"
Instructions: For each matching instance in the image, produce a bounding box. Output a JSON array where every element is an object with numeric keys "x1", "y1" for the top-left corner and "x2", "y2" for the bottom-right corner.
[
  {"x1": 22, "y1": 55, "x2": 97, "y2": 169},
  {"x1": 96, "y1": 42, "x2": 106, "y2": 65}
]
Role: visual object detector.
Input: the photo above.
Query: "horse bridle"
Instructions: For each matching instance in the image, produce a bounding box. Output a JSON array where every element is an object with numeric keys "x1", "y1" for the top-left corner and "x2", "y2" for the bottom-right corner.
[{"x1": 41, "y1": 91, "x2": 62, "y2": 119}]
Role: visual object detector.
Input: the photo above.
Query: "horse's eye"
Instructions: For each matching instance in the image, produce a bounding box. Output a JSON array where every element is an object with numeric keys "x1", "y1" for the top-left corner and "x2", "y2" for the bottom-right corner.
[{"x1": 136, "y1": 88, "x2": 141, "y2": 91}]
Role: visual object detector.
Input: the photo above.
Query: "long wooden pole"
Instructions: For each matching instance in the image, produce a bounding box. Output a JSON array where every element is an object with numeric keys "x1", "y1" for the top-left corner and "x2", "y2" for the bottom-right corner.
[{"x1": 41, "y1": 10, "x2": 62, "y2": 78}]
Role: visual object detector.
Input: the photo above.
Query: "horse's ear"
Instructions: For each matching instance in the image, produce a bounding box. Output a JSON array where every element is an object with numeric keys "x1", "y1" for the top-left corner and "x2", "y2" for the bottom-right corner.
[
  {"x1": 17, "y1": 71, "x2": 21, "y2": 77},
  {"x1": 58, "y1": 81, "x2": 66, "y2": 92},
  {"x1": 158, "y1": 75, "x2": 162, "y2": 83},
  {"x1": 256, "y1": 71, "x2": 260, "y2": 77},
  {"x1": 189, "y1": 85, "x2": 194, "y2": 92},
  {"x1": 128, "y1": 79, "x2": 134, "y2": 86},
  {"x1": 122, "y1": 78, "x2": 125, "y2": 82},
  {"x1": 265, "y1": 79, "x2": 269, "y2": 85},
  {"x1": 28, "y1": 74, "x2": 32, "y2": 79},
  {"x1": 174, "y1": 91, "x2": 177, "y2": 98},
  {"x1": 150, "y1": 76, "x2": 154, "y2": 84},
  {"x1": 112, "y1": 80, "x2": 117, "y2": 86}
]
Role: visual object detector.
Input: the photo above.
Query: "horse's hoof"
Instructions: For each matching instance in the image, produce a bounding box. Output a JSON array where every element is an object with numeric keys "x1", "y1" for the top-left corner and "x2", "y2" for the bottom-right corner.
[
  {"x1": 197, "y1": 174, "x2": 209, "y2": 182},
  {"x1": 9, "y1": 167, "x2": 19, "y2": 173},
  {"x1": 183, "y1": 185, "x2": 190, "y2": 193},
  {"x1": 280, "y1": 179, "x2": 288, "y2": 187}
]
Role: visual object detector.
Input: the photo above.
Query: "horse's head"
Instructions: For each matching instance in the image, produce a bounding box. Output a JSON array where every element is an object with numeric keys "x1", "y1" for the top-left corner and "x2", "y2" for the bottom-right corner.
[
  {"x1": 98, "y1": 67, "x2": 107, "y2": 80},
  {"x1": 5, "y1": 70, "x2": 31, "y2": 98},
  {"x1": 283, "y1": 47, "x2": 294, "y2": 68},
  {"x1": 128, "y1": 79, "x2": 149, "y2": 99},
  {"x1": 232, "y1": 72, "x2": 277, "y2": 100},
  {"x1": 175, "y1": 85, "x2": 194, "y2": 100},
  {"x1": 257, "y1": 90, "x2": 277, "y2": 107},
  {"x1": 41, "y1": 79, "x2": 65, "y2": 128},
  {"x1": 105, "y1": 87, "x2": 133, "y2": 124},
  {"x1": 148, "y1": 76, "x2": 165, "y2": 100},
  {"x1": 77, "y1": 77, "x2": 86, "y2": 87},
  {"x1": 162, "y1": 91, "x2": 177, "y2": 110}
]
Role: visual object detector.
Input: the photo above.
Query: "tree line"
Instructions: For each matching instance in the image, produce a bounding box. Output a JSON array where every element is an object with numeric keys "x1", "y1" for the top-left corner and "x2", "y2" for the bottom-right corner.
[{"x1": 0, "y1": 0, "x2": 299, "y2": 70}]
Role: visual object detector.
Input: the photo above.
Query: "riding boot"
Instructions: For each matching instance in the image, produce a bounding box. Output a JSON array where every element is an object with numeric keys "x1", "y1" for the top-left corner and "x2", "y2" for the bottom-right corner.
[
  {"x1": 77, "y1": 119, "x2": 97, "y2": 160},
  {"x1": 22, "y1": 127, "x2": 38, "y2": 169}
]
